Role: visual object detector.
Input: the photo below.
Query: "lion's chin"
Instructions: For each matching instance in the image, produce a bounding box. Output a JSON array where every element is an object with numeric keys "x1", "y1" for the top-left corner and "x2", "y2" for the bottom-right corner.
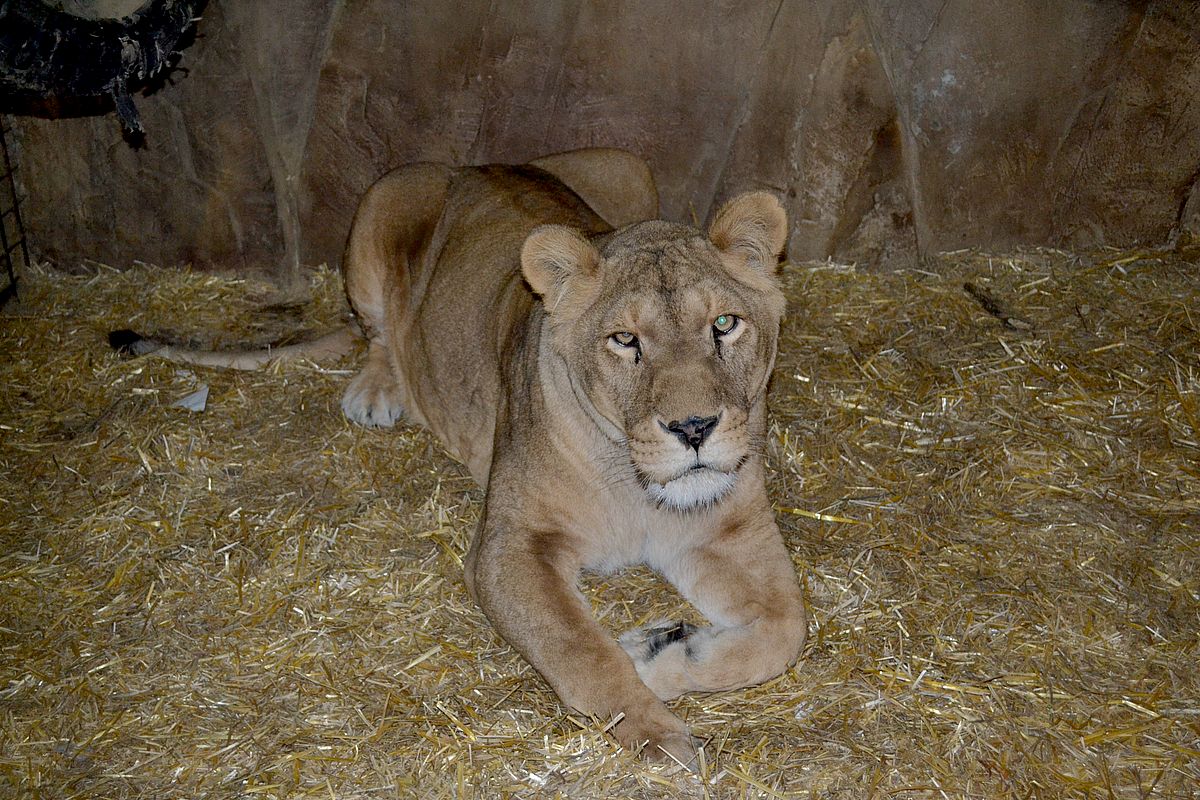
[{"x1": 646, "y1": 467, "x2": 737, "y2": 511}]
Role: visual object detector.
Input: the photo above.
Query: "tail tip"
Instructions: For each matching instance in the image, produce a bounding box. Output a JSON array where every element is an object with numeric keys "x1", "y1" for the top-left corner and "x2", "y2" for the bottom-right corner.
[{"x1": 108, "y1": 328, "x2": 146, "y2": 356}]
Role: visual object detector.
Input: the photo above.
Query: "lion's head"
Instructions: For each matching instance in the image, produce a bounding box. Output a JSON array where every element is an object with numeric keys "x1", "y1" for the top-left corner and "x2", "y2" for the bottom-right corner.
[{"x1": 521, "y1": 192, "x2": 788, "y2": 511}]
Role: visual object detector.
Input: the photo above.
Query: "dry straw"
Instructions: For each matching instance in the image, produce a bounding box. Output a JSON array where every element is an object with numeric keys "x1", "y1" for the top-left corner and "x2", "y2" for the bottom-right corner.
[{"x1": 0, "y1": 247, "x2": 1197, "y2": 798}]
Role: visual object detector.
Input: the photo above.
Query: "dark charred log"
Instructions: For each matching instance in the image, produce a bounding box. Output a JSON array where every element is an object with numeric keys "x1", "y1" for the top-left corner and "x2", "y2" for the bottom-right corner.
[{"x1": 0, "y1": 0, "x2": 207, "y2": 137}]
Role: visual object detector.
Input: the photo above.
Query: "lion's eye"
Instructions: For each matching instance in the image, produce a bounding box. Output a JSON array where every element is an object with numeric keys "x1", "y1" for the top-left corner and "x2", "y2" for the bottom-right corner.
[
  {"x1": 712, "y1": 314, "x2": 739, "y2": 336},
  {"x1": 610, "y1": 331, "x2": 639, "y2": 348}
]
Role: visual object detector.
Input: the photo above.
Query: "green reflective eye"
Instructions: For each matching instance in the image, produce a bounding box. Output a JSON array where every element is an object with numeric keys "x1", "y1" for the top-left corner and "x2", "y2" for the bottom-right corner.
[{"x1": 713, "y1": 314, "x2": 738, "y2": 335}]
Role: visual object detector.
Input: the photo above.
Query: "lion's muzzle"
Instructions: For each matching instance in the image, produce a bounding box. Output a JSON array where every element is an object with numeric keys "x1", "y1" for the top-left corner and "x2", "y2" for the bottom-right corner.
[{"x1": 629, "y1": 408, "x2": 749, "y2": 511}]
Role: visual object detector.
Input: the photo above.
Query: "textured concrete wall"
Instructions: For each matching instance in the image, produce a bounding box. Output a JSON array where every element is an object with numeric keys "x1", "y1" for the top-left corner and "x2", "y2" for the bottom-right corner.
[{"x1": 12, "y1": 0, "x2": 1200, "y2": 281}]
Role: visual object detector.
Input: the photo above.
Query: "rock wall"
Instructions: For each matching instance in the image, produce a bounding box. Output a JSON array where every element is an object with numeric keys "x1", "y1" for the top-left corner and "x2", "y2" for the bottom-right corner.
[{"x1": 10, "y1": 0, "x2": 1200, "y2": 281}]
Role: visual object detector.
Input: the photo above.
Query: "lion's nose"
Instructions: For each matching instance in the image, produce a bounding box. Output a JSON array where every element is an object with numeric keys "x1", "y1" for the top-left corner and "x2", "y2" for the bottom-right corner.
[{"x1": 663, "y1": 414, "x2": 720, "y2": 451}]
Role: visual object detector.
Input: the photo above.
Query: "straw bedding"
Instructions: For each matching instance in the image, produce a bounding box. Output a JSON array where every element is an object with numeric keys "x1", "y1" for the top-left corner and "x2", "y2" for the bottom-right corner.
[{"x1": 1, "y1": 248, "x2": 1197, "y2": 798}]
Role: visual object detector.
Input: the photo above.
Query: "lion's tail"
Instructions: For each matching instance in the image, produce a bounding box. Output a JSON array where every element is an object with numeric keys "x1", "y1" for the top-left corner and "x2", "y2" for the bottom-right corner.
[{"x1": 107, "y1": 325, "x2": 360, "y2": 371}]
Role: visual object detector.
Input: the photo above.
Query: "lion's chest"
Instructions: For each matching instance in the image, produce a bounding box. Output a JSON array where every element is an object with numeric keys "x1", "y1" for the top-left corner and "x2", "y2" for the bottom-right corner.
[{"x1": 563, "y1": 490, "x2": 718, "y2": 574}]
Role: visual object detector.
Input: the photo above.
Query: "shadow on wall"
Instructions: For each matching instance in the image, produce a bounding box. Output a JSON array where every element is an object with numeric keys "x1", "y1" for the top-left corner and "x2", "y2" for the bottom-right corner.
[{"x1": 8, "y1": 0, "x2": 1200, "y2": 280}]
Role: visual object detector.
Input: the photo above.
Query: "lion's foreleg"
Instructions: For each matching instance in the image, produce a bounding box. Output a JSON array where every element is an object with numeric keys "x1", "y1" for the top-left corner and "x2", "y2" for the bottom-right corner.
[
  {"x1": 626, "y1": 523, "x2": 806, "y2": 700},
  {"x1": 470, "y1": 524, "x2": 697, "y2": 765}
]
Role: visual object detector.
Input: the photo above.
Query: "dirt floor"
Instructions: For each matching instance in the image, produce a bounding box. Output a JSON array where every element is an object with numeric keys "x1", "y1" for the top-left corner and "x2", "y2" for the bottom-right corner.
[{"x1": 1, "y1": 249, "x2": 1198, "y2": 799}]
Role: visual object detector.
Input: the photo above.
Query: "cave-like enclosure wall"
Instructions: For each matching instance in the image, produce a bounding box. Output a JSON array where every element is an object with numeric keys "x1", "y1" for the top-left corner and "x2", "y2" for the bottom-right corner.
[{"x1": 12, "y1": 0, "x2": 1200, "y2": 282}]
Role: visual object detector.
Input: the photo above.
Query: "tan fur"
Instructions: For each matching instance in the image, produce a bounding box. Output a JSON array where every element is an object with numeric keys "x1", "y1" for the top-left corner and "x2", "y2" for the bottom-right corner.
[
  {"x1": 343, "y1": 152, "x2": 805, "y2": 765},
  {"x1": 128, "y1": 148, "x2": 807, "y2": 765}
]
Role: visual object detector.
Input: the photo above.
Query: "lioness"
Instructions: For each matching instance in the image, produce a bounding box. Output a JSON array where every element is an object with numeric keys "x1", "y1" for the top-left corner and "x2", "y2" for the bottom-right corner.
[{"x1": 114, "y1": 149, "x2": 806, "y2": 765}]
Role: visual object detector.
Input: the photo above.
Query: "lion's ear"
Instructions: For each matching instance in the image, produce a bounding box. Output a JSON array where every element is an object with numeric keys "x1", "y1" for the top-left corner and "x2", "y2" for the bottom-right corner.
[
  {"x1": 708, "y1": 191, "x2": 788, "y2": 275},
  {"x1": 521, "y1": 225, "x2": 600, "y2": 305}
]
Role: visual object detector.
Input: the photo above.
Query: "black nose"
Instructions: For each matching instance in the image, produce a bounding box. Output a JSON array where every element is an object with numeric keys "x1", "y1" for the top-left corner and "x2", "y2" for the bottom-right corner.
[{"x1": 664, "y1": 414, "x2": 720, "y2": 451}]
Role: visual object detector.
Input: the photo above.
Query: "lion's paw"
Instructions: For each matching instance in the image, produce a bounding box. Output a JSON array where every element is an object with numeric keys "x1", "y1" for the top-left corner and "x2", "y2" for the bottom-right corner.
[
  {"x1": 641, "y1": 729, "x2": 699, "y2": 770},
  {"x1": 620, "y1": 621, "x2": 697, "y2": 662},
  {"x1": 613, "y1": 708, "x2": 698, "y2": 770},
  {"x1": 341, "y1": 370, "x2": 405, "y2": 428},
  {"x1": 620, "y1": 621, "x2": 701, "y2": 700}
]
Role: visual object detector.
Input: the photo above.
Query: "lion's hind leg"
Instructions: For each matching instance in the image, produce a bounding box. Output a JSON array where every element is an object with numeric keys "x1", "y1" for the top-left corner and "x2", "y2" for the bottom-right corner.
[
  {"x1": 341, "y1": 342, "x2": 405, "y2": 428},
  {"x1": 339, "y1": 162, "x2": 451, "y2": 429},
  {"x1": 627, "y1": 522, "x2": 807, "y2": 701}
]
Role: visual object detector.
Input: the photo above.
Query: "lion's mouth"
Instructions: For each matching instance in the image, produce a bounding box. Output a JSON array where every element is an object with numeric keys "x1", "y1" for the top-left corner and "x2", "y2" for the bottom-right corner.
[{"x1": 644, "y1": 464, "x2": 738, "y2": 511}]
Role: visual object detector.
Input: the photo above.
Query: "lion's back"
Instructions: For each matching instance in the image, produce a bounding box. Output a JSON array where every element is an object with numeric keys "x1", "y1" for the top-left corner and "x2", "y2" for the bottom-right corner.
[{"x1": 398, "y1": 164, "x2": 611, "y2": 479}]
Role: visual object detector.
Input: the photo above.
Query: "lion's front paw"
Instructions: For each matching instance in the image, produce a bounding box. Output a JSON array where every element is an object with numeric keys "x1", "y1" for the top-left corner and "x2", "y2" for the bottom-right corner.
[
  {"x1": 620, "y1": 621, "x2": 701, "y2": 700},
  {"x1": 641, "y1": 729, "x2": 699, "y2": 770},
  {"x1": 341, "y1": 369, "x2": 404, "y2": 428},
  {"x1": 613, "y1": 707, "x2": 698, "y2": 770},
  {"x1": 620, "y1": 621, "x2": 697, "y2": 661}
]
